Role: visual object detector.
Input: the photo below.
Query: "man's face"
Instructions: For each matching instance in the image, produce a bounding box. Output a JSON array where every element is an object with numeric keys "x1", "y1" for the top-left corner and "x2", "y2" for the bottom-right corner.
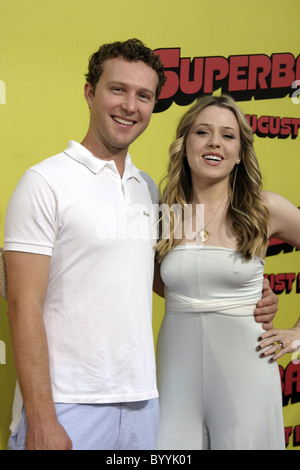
[{"x1": 84, "y1": 57, "x2": 158, "y2": 157}]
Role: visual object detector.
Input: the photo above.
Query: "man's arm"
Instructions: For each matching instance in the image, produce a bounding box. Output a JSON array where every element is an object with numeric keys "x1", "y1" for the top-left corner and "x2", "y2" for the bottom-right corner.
[
  {"x1": 153, "y1": 262, "x2": 165, "y2": 298},
  {"x1": 6, "y1": 251, "x2": 72, "y2": 450},
  {"x1": 254, "y1": 277, "x2": 278, "y2": 331}
]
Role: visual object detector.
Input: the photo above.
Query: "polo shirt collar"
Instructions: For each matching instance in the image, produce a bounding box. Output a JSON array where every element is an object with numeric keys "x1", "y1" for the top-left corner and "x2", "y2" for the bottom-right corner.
[{"x1": 64, "y1": 140, "x2": 141, "y2": 182}]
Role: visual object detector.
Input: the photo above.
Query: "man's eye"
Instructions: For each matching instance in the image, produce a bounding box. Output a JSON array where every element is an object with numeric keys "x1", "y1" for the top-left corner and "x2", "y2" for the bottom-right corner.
[{"x1": 139, "y1": 94, "x2": 151, "y2": 101}]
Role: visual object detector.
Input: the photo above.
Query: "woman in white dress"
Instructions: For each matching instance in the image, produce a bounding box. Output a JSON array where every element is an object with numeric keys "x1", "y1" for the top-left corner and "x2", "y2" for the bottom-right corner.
[{"x1": 154, "y1": 95, "x2": 300, "y2": 450}]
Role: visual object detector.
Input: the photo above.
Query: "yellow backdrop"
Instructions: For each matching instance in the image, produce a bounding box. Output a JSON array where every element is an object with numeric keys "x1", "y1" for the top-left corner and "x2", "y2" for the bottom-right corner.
[{"x1": 0, "y1": 0, "x2": 299, "y2": 450}]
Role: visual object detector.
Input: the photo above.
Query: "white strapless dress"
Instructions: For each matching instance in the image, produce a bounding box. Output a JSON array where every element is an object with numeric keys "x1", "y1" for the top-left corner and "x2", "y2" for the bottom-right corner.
[{"x1": 156, "y1": 246, "x2": 285, "y2": 450}]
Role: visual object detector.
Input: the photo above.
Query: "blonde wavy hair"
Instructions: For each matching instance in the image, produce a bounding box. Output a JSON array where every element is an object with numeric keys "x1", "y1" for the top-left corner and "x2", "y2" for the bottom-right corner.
[{"x1": 156, "y1": 94, "x2": 269, "y2": 262}]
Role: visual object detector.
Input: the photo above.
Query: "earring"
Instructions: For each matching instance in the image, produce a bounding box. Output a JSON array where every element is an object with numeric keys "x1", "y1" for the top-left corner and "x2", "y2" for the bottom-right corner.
[{"x1": 236, "y1": 159, "x2": 240, "y2": 164}]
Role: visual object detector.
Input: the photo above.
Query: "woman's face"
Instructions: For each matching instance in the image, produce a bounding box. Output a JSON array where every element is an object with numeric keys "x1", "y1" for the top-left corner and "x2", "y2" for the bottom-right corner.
[{"x1": 185, "y1": 105, "x2": 241, "y2": 187}]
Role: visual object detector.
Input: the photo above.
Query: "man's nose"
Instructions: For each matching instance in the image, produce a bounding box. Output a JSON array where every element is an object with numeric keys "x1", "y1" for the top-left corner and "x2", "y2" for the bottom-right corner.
[{"x1": 122, "y1": 94, "x2": 137, "y2": 113}]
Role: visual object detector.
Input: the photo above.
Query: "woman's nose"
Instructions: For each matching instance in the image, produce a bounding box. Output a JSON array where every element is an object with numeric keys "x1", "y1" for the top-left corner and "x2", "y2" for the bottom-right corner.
[{"x1": 208, "y1": 133, "x2": 221, "y2": 147}]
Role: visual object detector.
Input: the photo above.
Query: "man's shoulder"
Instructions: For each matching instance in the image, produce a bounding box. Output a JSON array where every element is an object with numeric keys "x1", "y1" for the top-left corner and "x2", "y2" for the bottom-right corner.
[
  {"x1": 137, "y1": 169, "x2": 157, "y2": 186},
  {"x1": 137, "y1": 170, "x2": 159, "y2": 204},
  {"x1": 29, "y1": 150, "x2": 67, "y2": 173}
]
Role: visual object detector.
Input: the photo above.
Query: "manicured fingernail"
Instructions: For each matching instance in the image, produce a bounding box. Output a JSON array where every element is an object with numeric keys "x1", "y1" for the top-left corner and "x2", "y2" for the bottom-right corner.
[
  {"x1": 256, "y1": 346, "x2": 261, "y2": 351},
  {"x1": 259, "y1": 353, "x2": 265, "y2": 358},
  {"x1": 257, "y1": 337, "x2": 262, "y2": 341},
  {"x1": 269, "y1": 358, "x2": 274, "y2": 363}
]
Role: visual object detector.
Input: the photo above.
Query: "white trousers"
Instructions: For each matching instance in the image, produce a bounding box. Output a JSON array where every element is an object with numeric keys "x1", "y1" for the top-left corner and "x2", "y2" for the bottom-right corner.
[{"x1": 156, "y1": 312, "x2": 285, "y2": 450}]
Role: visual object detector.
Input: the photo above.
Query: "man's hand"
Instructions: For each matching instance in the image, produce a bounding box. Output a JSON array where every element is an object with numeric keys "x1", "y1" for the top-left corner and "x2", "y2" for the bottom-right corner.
[
  {"x1": 254, "y1": 278, "x2": 278, "y2": 330},
  {"x1": 26, "y1": 418, "x2": 72, "y2": 450}
]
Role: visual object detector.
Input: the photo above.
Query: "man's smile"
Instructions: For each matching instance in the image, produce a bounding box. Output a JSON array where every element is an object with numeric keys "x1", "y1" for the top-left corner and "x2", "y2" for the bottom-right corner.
[{"x1": 112, "y1": 116, "x2": 135, "y2": 126}]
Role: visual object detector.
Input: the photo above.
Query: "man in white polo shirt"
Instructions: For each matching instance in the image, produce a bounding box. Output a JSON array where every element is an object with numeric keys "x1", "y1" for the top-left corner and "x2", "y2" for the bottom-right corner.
[{"x1": 4, "y1": 39, "x2": 278, "y2": 450}]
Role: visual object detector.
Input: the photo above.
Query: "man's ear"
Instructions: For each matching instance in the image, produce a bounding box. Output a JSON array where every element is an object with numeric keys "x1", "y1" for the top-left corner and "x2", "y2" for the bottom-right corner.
[{"x1": 84, "y1": 82, "x2": 94, "y2": 109}]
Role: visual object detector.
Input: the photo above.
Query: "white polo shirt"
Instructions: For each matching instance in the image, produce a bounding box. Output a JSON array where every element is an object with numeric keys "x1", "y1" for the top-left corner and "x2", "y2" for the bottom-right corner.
[{"x1": 5, "y1": 141, "x2": 159, "y2": 404}]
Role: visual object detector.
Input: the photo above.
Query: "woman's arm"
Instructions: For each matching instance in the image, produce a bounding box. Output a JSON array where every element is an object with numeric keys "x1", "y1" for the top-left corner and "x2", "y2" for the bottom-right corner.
[
  {"x1": 256, "y1": 192, "x2": 300, "y2": 360},
  {"x1": 262, "y1": 191, "x2": 300, "y2": 249}
]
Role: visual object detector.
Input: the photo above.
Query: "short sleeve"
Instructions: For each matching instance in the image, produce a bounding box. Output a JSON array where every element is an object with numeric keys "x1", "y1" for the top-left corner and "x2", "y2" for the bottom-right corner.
[
  {"x1": 4, "y1": 169, "x2": 57, "y2": 255},
  {"x1": 138, "y1": 171, "x2": 160, "y2": 204}
]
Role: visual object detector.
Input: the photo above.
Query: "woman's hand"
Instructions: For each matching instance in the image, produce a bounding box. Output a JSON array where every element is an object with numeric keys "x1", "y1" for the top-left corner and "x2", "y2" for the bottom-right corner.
[{"x1": 256, "y1": 326, "x2": 300, "y2": 362}]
